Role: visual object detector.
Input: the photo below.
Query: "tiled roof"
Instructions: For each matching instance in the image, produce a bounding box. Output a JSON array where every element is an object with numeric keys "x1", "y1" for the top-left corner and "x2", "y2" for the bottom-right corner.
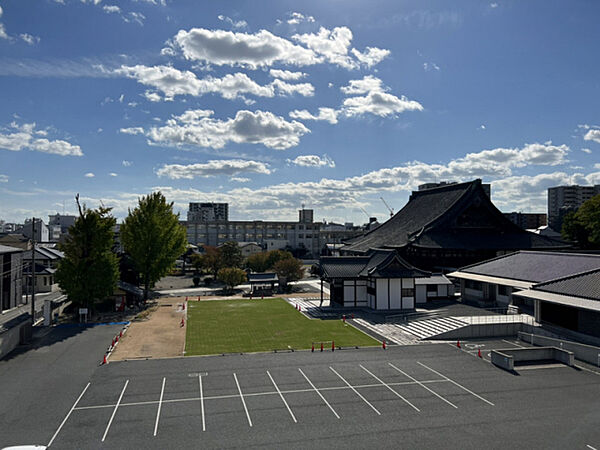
[
  {"x1": 533, "y1": 269, "x2": 600, "y2": 301},
  {"x1": 320, "y1": 256, "x2": 370, "y2": 278},
  {"x1": 248, "y1": 272, "x2": 279, "y2": 282},
  {"x1": 321, "y1": 249, "x2": 430, "y2": 279},
  {"x1": 461, "y1": 251, "x2": 600, "y2": 283},
  {"x1": 0, "y1": 244, "x2": 22, "y2": 254}
]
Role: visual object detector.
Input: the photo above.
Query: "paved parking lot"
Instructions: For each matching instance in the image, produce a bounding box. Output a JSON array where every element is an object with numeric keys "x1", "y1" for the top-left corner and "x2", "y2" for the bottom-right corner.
[{"x1": 44, "y1": 343, "x2": 600, "y2": 449}]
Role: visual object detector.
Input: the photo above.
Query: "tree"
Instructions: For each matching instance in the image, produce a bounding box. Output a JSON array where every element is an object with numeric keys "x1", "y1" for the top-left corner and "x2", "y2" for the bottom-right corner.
[
  {"x1": 220, "y1": 241, "x2": 243, "y2": 268},
  {"x1": 189, "y1": 253, "x2": 205, "y2": 273},
  {"x1": 203, "y1": 245, "x2": 223, "y2": 278},
  {"x1": 266, "y1": 249, "x2": 294, "y2": 269},
  {"x1": 562, "y1": 195, "x2": 600, "y2": 249},
  {"x1": 56, "y1": 194, "x2": 119, "y2": 311},
  {"x1": 273, "y1": 257, "x2": 304, "y2": 291},
  {"x1": 246, "y1": 252, "x2": 269, "y2": 273},
  {"x1": 120, "y1": 192, "x2": 187, "y2": 300},
  {"x1": 217, "y1": 267, "x2": 247, "y2": 293}
]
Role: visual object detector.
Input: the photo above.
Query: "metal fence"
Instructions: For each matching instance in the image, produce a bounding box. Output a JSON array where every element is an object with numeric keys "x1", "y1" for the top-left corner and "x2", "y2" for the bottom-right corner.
[{"x1": 460, "y1": 314, "x2": 536, "y2": 325}]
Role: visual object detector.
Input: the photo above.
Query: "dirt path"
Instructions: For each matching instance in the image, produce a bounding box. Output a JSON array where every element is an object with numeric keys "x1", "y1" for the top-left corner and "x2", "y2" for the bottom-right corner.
[{"x1": 110, "y1": 297, "x2": 187, "y2": 361}]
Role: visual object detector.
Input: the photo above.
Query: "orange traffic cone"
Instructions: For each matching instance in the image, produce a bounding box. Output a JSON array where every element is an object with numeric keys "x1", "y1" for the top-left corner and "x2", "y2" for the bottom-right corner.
[
  {"x1": 478, "y1": 349, "x2": 482, "y2": 358},
  {"x1": 182, "y1": 302, "x2": 186, "y2": 311},
  {"x1": 311, "y1": 343, "x2": 314, "y2": 352},
  {"x1": 457, "y1": 340, "x2": 461, "y2": 348},
  {"x1": 332, "y1": 341, "x2": 335, "y2": 352},
  {"x1": 180, "y1": 317, "x2": 185, "y2": 327},
  {"x1": 382, "y1": 340, "x2": 386, "y2": 350}
]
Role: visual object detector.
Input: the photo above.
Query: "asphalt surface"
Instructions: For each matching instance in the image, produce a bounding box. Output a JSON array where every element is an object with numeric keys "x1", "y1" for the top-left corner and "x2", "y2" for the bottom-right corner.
[
  {"x1": 23, "y1": 340, "x2": 600, "y2": 450},
  {"x1": 0, "y1": 323, "x2": 122, "y2": 449}
]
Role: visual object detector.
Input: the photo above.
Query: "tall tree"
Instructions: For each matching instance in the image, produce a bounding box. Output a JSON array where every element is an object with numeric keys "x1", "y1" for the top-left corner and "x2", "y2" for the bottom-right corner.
[
  {"x1": 220, "y1": 241, "x2": 243, "y2": 268},
  {"x1": 217, "y1": 267, "x2": 247, "y2": 293},
  {"x1": 120, "y1": 192, "x2": 187, "y2": 300},
  {"x1": 273, "y1": 257, "x2": 304, "y2": 292},
  {"x1": 202, "y1": 245, "x2": 223, "y2": 278},
  {"x1": 55, "y1": 194, "x2": 119, "y2": 311},
  {"x1": 562, "y1": 195, "x2": 600, "y2": 249}
]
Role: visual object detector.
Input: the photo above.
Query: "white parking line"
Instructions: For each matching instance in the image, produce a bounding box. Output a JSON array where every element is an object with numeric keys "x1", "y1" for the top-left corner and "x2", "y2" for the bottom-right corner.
[
  {"x1": 417, "y1": 362, "x2": 495, "y2": 406},
  {"x1": 153, "y1": 377, "x2": 166, "y2": 436},
  {"x1": 199, "y1": 375, "x2": 206, "y2": 432},
  {"x1": 502, "y1": 339, "x2": 525, "y2": 348},
  {"x1": 102, "y1": 379, "x2": 129, "y2": 442},
  {"x1": 47, "y1": 382, "x2": 90, "y2": 448},
  {"x1": 267, "y1": 371, "x2": 297, "y2": 423},
  {"x1": 330, "y1": 366, "x2": 381, "y2": 415},
  {"x1": 586, "y1": 444, "x2": 597, "y2": 450},
  {"x1": 298, "y1": 368, "x2": 340, "y2": 419},
  {"x1": 233, "y1": 373, "x2": 252, "y2": 427},
  {"x1": 389, "y1": 363, "x2": 458, "y2": 409},
  {"x1": 360, "y1": 365, "x2": 420, "y2": 412}
]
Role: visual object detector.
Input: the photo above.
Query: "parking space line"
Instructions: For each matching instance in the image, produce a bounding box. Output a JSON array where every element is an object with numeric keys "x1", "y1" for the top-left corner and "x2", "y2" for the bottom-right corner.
[
  {"x1": 330, "y1": 366, "x2": 381, "y2": 415},
  {"x1": 267, "y1": 371, "x2": 297, "y2": 423},
  {"x1": 199, "y1": 375, "x2": 206, "y2": 432},
  {"x1": 586, "y1": 444, "x2": 597, "y2": 450},
  {"x1": 298, "y1": 368, "x2": 340, "y2": 419},
  {"x1": 102, "y1": 379, "x2": 129, "y2": 442},
  {"x1": 417, "y1": 362, "x2": 495, "y2": 406},
  {"x1": 359, "y1": 365, "x2": 420, "y2": 412},
  {"x1": 233, "y1": 373, "x2": 253, "y2": 427},
  {"x1": 47, "y1": 382, "x2": 90, "y2": 448},
  {"x1": 389, "y1": 363, "x2": 458, "y2": 409},
  {"x1": 153, "y1": 377, "x2": 166, "y2": 436},
  {"x1": 502, "y1": 339, "x2": 525, "y2": 348}
]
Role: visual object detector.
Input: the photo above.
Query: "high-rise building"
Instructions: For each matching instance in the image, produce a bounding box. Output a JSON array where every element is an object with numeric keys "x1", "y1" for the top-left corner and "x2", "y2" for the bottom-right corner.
[
  {"x1": 187, "y1": 203, "x2": 229, "y2": 222},
  {"x1": 548, "y1": 185, "x2": 600, "y2": 231},
  {"x1": 503, "y1": 212, "x2": 547, "y2": 230}
]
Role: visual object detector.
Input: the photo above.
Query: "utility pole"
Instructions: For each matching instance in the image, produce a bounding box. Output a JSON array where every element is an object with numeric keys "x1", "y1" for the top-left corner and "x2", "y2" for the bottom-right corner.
[{"x1": 31, "y1": 217, "x2": 36, "y2": 325}]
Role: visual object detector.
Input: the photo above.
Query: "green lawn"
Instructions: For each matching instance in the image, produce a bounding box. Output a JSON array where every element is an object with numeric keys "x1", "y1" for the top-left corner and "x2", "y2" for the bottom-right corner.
[{"x1": 185, "y1": 298, "x2": 379, "y2": 355}]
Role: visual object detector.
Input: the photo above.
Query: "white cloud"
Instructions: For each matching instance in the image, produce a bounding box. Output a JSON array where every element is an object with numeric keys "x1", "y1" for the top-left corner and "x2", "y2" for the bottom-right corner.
[
  {"x1": 143, "y1": 90, "x2": 162, "y2": 102},
  {"x1": 156, "y1": 159, "x2": 271, "y2": 179},
  {"x1": 351, "y1": 47, "x2": 390, "y2": 68},
  {"x1": 0, "y1": 122, "x2": 83, "y2": 156},
  {"x1": 231, "y1": 177, "x2": 250, "y2": 183},
  {"x1": 423, "y1": 62, "x2": 440, "y2": 71},
  {"x1": 584, "y1": 129, "x2": 600, "y2": 144},
  {"x1": 293, "y1": 26, "x2": 356, "y2": 69},
  {"x1": 144, "y1": 109, "x2": 310, "y2": 150},
  {"x1": 20, "y1": 33, "x2": 40, "y2": 45},
  {"x1": 117, "y1": 65, "x2": 314, "y2": 101},
  {"x1": 269, "y1": 69, "x2": 307, "y2": 80},
  {"x1": 173, "y1": 28, "x2": 319, "y2": 69},
  {"x1": 84, "y1": 172, "x2": 95, "y2": 178},
  {"x1": 0, "y1": 24, "x2": 7, "y2": 41},
  {"x1": 103, "y1": 5, "x2": 121, "y2": 14},
  {"x1": 0, "y1": 174, "x2": 8, "y2": 183},
  {"x1": 289, "y1": 107, "x2": 339, "y2": 124},
  {"x1": 109, "y1": 172, "x2": 118, "y2": 177},
  {"x1": 490, "y1": 3, "x2": 499, "y2": 8},
  {"x1": 340, "y1": 76, "x2": 423, "y2": 117},
  {"x1": 122, "y1": 160, "x2": 133, "y2": 166},
  {"x1": 582, "y1": 148, "x2": 592, "y2": 154},
  {"x1": 287, "y1": 12, "x2": 315, "y2": 25},
  {"x1": 119, "y1": 127, "x2": 145, "y2": 135},
  {"x1": 288, "y1": 154, "x2": 336, "y2": 168},
  {"x1": 217, "y1": 15, "x2": 248, "y2": 29}
]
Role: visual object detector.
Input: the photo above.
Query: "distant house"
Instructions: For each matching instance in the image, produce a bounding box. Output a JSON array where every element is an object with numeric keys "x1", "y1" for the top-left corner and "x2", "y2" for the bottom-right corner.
[
  {"x1": 320, "y1": 249, "x2": 454, "y2": 310},
  {"x1": 0, "y1": 245, "x2": 24, "y2": 312},
  {"x1": 248, "y1": 272, "x2": 279, "y2": 296},
  {"x1": 0, "y1": 233, "x2": 31, "y2": 251},
  {"x1": 23, "y1": 247, "x2": 64, "y2": 293},
  {"x1": 238, "y1": 242, "x2": 263, "y2": 258}
]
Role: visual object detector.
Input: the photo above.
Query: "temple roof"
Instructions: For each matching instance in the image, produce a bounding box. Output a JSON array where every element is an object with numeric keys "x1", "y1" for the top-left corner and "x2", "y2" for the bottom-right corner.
[
  {"x1": 320, "y1": 249, "x2": 430, "y2": 279},
  {"x1": 342, "y1": 179, "x2": 568, "y2": 254}
]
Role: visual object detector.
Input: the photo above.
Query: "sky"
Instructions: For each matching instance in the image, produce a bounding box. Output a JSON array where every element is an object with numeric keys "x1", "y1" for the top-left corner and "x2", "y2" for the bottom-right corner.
[{"x1": 0, "y1": 0, "x2": 599, "y2": 225}]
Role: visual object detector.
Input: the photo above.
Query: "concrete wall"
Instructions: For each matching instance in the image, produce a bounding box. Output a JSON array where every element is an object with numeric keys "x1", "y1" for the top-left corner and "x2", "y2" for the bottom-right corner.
[
  {"x1": 518, "y1": 332, "x2": 600, "y2": 367},
  {"x1": 430, "y1": 322, "x2": 524, "y2": 340},
  {"x1": 491, "y1": 347, "x2": 574, "y2": 371},
  {"x1": 0, "y1": 318, "x2": 31, "y2": 360}
]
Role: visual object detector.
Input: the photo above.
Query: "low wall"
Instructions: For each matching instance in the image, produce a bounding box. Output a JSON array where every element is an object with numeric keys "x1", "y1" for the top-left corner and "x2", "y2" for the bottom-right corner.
[
  {"x1": 430, "y1": 322, "x2": 525, "y2": 340},
  {"x1": 0, "y1": 317, "x2": 31, "y2": 360},
  {"x1": 491, "y1": 346, "x2": 574, "y2": 371},
  {"x1": 518, "y1": 332, "x2": 600, "y2": 367}
]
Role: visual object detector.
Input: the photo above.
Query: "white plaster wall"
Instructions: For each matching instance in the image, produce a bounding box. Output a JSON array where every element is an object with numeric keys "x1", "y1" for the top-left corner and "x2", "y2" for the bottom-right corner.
[
  {"x1": 390, "y1": 279, "x2": 401, "y2": 309},
  {"x1": 376, "y1": 279, "x2": 388, "y2": 310}
]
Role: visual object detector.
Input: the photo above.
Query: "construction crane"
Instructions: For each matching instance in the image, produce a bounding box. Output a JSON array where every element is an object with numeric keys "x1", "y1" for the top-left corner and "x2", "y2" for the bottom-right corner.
[
  {"x1": 351, "y1": 198, "x2": 371, "y2": 220},
  {"x1": 380, "y1": 197, "x2": 394, "y2": 218}
]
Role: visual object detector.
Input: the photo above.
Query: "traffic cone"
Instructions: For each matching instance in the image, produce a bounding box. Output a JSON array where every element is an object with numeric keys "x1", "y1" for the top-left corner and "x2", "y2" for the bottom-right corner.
[
  {"x1": 342, "y1": 314, "x2": 346, "y2": 323},
  {"x1": 119, "y1": 330, "x2": 123, "y2": 338},
  {"x1": 351, "y1": 313, "x2": 354, "y2": 319},
  {"x1": 478, "y1": 349, "x2": 482, "y2": 358},
  {"x1": 112, "y1": 338, "x2": 115, "y2": 347},
  {"x1": 185, "y1": 296, "x2": 188, "y2": 302},
  {"x1": 181, "y1": 318, "x2": 185, "y2": 327},
  {"x1": 332, "y1": 341, "x2": 335, "y2": 352},
  {"x1": 457, "y1": 340, "x2": 461, "y2": 348},
  {"x1": 115, "y1": 335, "x2": 119, "y2": 343},
  {"x1": 299, "y1": 306, "x2": 301, "y2": 312},
  {"x1": 382, "y1": 340, "x2": 386, "y2": 350},
  {"x1": 102, "y1": 354, "x2": 107, "y2": 365},
  {"x1": 182, "y1": 302, "x2": 186, "y2": 311},
  {"x1": 198, "y1": 296, "x2": 201, "y2": 302},
  {"x1": 311, "y1": 343, "x2": 314, "y2": 352},
  {"x1": 321, "y1": 343, "x2": 324, "y2": 352}
]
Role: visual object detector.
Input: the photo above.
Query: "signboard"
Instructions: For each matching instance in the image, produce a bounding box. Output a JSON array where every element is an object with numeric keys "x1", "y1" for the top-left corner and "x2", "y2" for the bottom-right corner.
[{"x1": 79, "y1": 308, "x2": 88, "y2": 315}]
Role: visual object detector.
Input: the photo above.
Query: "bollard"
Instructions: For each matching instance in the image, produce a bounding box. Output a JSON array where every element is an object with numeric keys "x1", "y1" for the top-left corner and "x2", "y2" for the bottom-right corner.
[
  {"x1": 119, "y1": 330, "x2": 123, "y2": 338},
  {"x1": 456, "y1": 340, "x2": 461, "y2": 348},
  {"x1": 321, "y1": 343, "x2": 324, "y2": 352},
  {"x1": 102, "y1": 354, "x2": 108, "y2": 365},
  {"x1": 115, "y1": 335, "x2": 119, "y2": 343},
  {"x1": 343, "y1": 314, "x2": 346, "y2": 323},
  {"x1": 478, "y1": 348, "x2": 482, "y2": 358},
  {"x1": 382, "y1": 340, "x2": 386, "y2": 350},
  {"x1": 332, "y1": 341, "x2": 335, "y2": 352},
  {"x1": 311, "y1": 343, "x2": 314, "y2": 352},
  {"x1": 112, "y1": 338, "x2": 115, "y2": 347}
]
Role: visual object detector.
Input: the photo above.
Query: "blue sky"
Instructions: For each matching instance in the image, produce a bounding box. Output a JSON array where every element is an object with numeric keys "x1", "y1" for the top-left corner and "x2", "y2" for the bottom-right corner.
[{"x1": 0, "y1": 0, "x2": 599, "y2": 224}]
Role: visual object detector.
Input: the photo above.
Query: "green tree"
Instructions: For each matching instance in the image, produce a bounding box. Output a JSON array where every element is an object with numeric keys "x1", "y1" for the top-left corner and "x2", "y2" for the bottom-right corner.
[
  {"x1": 56, "y1": 195, "x2": 119, "y2": 311},
  {"x1": 246, "y1": 252, "x2": 269, "y2": 272},
  {"x1": 217, "y1": 267, "x2": 247, "y2": 293},
  {"x1": 220, "y1": 241, "x2": 243, "y2": 268},
  {"x1": 562, "y1": 195, "x2": 600, "y2": 249},
  {"x1": 120, "y1": 192, "x2": 187, "y2": 300},
  {"x1": 273, "y1": 257, "x2": 304, "y2": 291},
  {"x1": 189, "y1": 253, "x2": 205, "y2": 273},
  {"x1": 266, "y1": 249, "x2": 293, "y2": 269}
]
